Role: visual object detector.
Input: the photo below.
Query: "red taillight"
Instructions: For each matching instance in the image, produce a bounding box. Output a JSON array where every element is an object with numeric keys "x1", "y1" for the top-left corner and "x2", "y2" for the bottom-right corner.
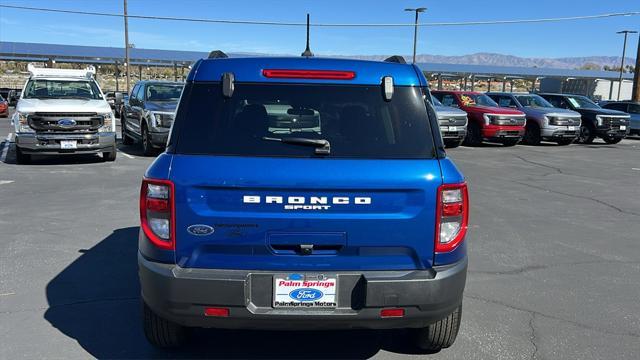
[
  {"x1": 435, "y1": 183, "x2": 469, "y2": 253},
  {"x1": 204, "y1": 307, "x2": 230, "y2": 317},
  {"x1": 140, "y1": 178, "x2": 175, "y2": 250},
  {"x1": 380, "y1": 308, "x2": 405, "y2": 318},
  {"x1": 262, "y1": 69, "x2": 356, "y2": 80}
]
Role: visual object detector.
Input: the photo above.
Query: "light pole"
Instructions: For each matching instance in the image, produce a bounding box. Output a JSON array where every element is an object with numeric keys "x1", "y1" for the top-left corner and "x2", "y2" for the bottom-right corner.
[
  {"x1": 616, "y1": 30, "x2": 637, "y2": 100},
  {"x1": 405, "y1": 7, "x2": 427, "y2": 64},
  {"x1": 124, "y1": 0, "x2": 131, "y2": 93}
]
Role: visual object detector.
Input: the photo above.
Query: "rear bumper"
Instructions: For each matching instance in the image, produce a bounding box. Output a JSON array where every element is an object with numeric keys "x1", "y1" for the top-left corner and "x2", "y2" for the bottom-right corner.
[
  {"x1": 139, "y1": 253, "x2": 467, "y2": 330},
  {"x1": 16, "y1": 132, "x2": 116, "y2": 155}
]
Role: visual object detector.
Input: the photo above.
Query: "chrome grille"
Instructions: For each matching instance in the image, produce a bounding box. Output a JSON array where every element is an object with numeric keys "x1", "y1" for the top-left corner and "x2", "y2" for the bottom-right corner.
[
  {"x1": 28, "y1": 112, "x2": 103, "y2": 131},
  {"x1": 438, "y1": 115, "x2": 467, "y2": 127}
]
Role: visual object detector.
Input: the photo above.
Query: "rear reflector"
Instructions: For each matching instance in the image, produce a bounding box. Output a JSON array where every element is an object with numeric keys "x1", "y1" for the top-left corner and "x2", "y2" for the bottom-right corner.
[
  {"x1": 262, "y1": 69, "x2": 356, "y2": 80},
  {"x1": 204, "y1": 307, "x2": 230, "y2": 317},
  {"x1": 380, "y1": 308, "x2": 405, "y2": 318}
]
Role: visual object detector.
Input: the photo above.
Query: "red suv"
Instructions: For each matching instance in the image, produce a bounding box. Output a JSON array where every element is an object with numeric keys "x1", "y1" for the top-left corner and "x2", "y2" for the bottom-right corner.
[{"x1": 432, "y1": 91, "x2": 526, "y2": 146}]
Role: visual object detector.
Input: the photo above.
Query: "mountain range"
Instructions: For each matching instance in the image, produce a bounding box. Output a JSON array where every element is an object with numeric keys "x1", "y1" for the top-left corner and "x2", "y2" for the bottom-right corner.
[{"x1": 339, "y1": 53, "x2": 636, "y2": 70}]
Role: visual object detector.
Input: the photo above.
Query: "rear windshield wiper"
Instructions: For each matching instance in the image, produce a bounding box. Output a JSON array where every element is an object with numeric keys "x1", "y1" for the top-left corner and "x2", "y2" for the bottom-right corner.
[{"x1": 262, "y1": 136, "x2": 331, "y2": 155}]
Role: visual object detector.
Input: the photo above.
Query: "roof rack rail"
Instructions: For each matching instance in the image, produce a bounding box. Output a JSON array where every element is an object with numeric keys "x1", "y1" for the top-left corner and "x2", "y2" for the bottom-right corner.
[
  {"x1": 208, "y1": 50, "x2": 228, "y2": 59},
  {"x1": 384, "y1": 56, "x2": 407, "y2": 64}
]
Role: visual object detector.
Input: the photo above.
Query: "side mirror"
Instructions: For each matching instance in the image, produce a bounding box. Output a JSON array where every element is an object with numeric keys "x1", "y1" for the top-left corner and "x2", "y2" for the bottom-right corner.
[{"x1": 115, "y1": 92, "x2": 123, "y2": 105}]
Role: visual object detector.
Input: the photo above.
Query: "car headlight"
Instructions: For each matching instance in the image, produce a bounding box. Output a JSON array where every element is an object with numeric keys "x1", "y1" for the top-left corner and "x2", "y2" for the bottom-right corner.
[
  {"x1": 98, "y1": 112, "x2": 115, "y2": 132},
  {"x1": 14, "y1": 112, "x2": 35, "y2": 133},
  {"x1": 595, "y1": 115, "x2": 603, "y2": 126},
  {"x1": 149, "y1": 111, "x2": 175, "y2": 128}
]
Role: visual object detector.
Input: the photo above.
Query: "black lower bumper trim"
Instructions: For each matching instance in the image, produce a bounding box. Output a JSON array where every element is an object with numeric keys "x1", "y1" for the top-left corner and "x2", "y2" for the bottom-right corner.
[{"x1": 138, "y1": 253, "x2": 467, "y2": 330}]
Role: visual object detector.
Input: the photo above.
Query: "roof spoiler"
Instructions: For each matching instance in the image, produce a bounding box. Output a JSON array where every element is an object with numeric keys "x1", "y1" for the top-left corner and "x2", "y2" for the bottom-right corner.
[
  {"x1": 208, "y1": 50, "x2": 228, "y2": 59},
  {"x1": 384, "y1": 56, "x2": 407, "y2": 64}
]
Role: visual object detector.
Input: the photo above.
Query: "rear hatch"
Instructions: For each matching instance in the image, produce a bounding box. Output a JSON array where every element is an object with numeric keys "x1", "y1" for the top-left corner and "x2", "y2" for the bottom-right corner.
[{"x1": 170, "y1": 81, "x2": 442, "y2": 271}]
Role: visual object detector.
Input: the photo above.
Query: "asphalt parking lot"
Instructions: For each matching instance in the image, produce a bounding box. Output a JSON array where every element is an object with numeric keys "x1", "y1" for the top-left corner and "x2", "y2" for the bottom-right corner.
[{"x1": 0, "y1": 109, "x2": 639, "y2": 359}]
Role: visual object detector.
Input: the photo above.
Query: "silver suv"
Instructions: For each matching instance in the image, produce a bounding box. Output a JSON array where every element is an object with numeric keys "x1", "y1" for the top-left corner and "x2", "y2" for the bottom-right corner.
[
  {"x1": 13, "y1": 64, "x2": 116, "y2": 163},
  {"x1": 488, "y1": 92, "x2": 581, "y2": 146},
  {"x1": 432, "y1": 96, "x2": 468, "y2": 148}
]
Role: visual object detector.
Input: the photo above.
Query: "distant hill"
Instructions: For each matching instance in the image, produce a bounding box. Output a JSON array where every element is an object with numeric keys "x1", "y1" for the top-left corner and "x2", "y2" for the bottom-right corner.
[{"x1": 339, "y1": 53, "x2": 636, "y2": 70}]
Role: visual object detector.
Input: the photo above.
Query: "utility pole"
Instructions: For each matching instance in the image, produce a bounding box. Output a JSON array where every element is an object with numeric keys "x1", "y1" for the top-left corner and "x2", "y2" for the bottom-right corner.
[
  {"x1": 633, "y1": 33, "x2": 640, "y2": 102},
  {"x1": 616, "y1": 30, "x2": 637, "y2": 100},
  {"x1": 124, "y1": 0, "x2": 131, "y2": 93},
  {"x1": 404, "y1": 7, "x2": 427, "y2": 64}
]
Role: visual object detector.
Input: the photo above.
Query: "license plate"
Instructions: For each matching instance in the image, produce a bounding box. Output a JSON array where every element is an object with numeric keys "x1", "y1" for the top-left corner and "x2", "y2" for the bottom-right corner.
[
  {"x1": 60, "y1": 140, "x2": 77, "y2": 149},
  {"x1": 620, "y1": 125, "x2": 626, "y2": 131},
  {"x1": 449, "y1": 126, "x2": 457, "y2": 132},
  {"x1": 568, "y1": 126, "x2": 576, "y2": 131},
  {"x1": 273, "y1": 274, "x2": 337, "y2": 309}
]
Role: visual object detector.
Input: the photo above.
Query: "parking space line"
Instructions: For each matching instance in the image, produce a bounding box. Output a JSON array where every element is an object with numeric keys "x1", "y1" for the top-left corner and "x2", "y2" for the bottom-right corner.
[
  {"x1": 117, "y1": 150, "x2": 135, "y2": 159},
  {"x1": 0, "y1": 133, "x2": 14, "y2": 163}
]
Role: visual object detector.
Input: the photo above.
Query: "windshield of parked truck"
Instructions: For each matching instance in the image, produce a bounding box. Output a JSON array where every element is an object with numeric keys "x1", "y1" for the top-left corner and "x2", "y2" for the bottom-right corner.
[
  {"x1": 566, "y1": 95, "x2": 600, "y2": 109},
  {"x1": 459, "y1": 93, "x2": 499, "y2": 107},
  {"x1": 432, "y1": 96, "x2": 444, "y2": 107},
  {"x1": 146, "y1": 84, "x2": 183, "y2": 101},
  {"x1": 23, "y1": 79, "x2": 102, "y2": 100},
  {"x1": 515, "y1": 94, "x2": 554, "y2": 108},
  {"x1": 173, "y1": 83, "x2": 436, "y2": 159}
]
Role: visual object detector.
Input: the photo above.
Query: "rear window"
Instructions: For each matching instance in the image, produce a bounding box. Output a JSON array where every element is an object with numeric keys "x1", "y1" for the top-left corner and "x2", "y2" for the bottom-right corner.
[{"x1": 172, "y1": 83, "x2": 436, "y2": 159}]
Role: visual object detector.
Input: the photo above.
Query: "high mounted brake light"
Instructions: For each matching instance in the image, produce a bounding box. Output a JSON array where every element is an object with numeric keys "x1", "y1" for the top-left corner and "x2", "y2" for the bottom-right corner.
[
  {"x1": 435, "y1": 183, "x2": 469, "y2": 253},
  {"x1": 140, "y1": 178, "x2": 175, "y2": 250},
  {"x1": 262, "y1": 69, "x2": 356, "y2": 80}
]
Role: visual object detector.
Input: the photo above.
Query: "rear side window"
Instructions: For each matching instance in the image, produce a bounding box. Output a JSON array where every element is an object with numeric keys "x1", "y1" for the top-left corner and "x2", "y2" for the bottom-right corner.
[{"x1": 172, "y1": 83, "x2": 436, "y2": 159}]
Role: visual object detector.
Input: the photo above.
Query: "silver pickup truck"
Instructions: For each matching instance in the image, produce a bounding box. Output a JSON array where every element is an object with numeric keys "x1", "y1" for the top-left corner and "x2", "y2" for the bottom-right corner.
[
  {"x1": 488, "y1": 92, "x2": 582, "y2": 146},
  {"x1": 12, "y1": 64, "x2": 116, "y2": 164},
  {"x1": 433, "y1": 96, "x2": 468, "y2": 148}
]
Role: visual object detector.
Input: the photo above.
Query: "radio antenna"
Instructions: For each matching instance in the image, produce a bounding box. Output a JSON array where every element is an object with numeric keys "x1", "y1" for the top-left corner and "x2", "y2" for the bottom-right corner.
[{"x1": 301, "y1": 13, "x2": 314, "y2": 57}]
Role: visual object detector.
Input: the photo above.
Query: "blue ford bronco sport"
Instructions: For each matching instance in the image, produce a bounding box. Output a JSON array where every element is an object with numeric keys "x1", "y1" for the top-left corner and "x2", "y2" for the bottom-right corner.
[{"x1": 138, "y1": 52, "x2": 469, "y2": 351}]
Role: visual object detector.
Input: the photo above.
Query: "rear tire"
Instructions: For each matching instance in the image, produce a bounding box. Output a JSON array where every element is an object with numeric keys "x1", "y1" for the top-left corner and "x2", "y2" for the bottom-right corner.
[
  {"x1": 102, "y1": 150, "x2": 116, "y2": 162},
  {"x1": 142, "y1": 301, "x2": 187, "y2": 348},
  {"x1": 523, "y1": 123, "x2": 541, "y2": 145},
  {"x1": 577, "y1": 123, "x2": 595, "y2": 144},
  {"x1": 413, "y1": 305, "x2": 462, "y2": 351},
  {"x1": 463, "y1": 122, "x2": 482, "y2": 147},
  {"x1": 15, "y1": 146, "x2": 31, "y2": 164}
]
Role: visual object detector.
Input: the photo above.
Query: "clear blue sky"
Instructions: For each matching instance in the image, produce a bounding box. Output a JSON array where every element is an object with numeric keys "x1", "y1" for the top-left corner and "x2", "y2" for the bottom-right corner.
[{"x1": 0, "y1": 0, "x2": 638, "y2": 58}]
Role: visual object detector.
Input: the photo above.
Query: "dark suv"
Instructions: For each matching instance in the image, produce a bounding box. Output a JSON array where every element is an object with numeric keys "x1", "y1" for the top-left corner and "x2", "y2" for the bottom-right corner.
[
  {"x1": 601, "y1": 101, "x2": 640, "y2": 136},
  {"x1": 138, "y1": 54, "x2": 469, "y2": 351},
  {"x1": 120, "y1": 81, "x2": 184, "y2": 155},
  {"x1": 538, "y1": 93, "x2": 630, "y2": 144}
]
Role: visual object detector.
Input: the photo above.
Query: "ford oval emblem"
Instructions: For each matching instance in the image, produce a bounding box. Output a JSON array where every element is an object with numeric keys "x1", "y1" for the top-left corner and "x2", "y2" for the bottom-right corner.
[
  {"x1": 57, "y1": 118, "x2": 76, "y2": 127},
  {"x1": 187, "y1": 224, "x2": 214, "y2": 236},
  {"x1": 289, "y1": 288, "x2": 323, "y2": 301}
]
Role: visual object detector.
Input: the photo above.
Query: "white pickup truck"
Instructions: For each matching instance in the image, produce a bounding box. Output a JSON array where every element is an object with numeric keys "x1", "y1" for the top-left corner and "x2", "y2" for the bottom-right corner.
[{"x1": 12, "y1": 64, "x2": 116, "y2": 164}]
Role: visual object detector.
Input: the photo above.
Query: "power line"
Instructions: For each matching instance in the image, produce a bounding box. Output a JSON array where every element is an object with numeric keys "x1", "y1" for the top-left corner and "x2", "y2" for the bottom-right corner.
[{"x1": 1, "y1": 4, "x2": 639, "y2": 27}]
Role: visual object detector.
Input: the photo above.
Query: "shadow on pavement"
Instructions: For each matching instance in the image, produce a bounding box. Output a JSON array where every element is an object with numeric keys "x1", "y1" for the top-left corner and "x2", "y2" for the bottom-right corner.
[{"x1": 44, "y1": 227, "x2": 432, "y2": 359}]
